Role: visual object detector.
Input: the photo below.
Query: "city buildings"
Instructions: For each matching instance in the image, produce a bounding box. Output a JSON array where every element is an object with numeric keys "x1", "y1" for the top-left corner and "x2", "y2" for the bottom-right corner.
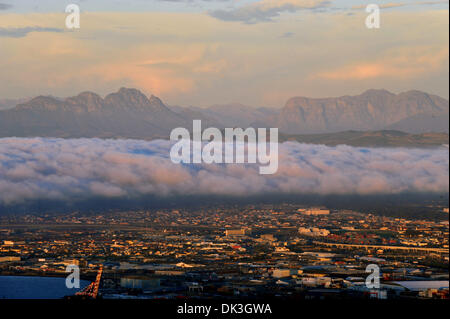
[{"x1": 0, "y1": 203, "x2": 448, "y2": 299}]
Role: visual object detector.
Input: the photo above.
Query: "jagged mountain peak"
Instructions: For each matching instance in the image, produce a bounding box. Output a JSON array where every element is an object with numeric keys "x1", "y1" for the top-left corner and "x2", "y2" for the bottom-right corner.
[
  {"x1": 66, "y1": 91, "x2": 104, "y2": 112},
  {"x1": 105, "y1": 87, "x2": 149, "y2": 107},
  {"x1": 360, "y1": 88, "x2": 395, "y2": 97},
  {"x1": 277, "y1": 89, "x2": 449, "y2": 134},
  {"x1": 101, "y1": 87, "x2": 169, "y2": 112},
  {"x1": 13, "y1": 88, "x2": 173, "y2": 113},
  {"x1": 15, "y1": 95, "x2": 62, "y2": 111},
  {"x1": 74, "y1": 91, "x2": 103, "y2": 101},
  {"x1": 1, "y1": 88, "x2": 189, "y2": 138}
]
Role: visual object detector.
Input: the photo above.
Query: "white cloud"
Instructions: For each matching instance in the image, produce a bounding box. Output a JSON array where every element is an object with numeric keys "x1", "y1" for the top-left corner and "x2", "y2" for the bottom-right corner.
[
  {"x1": 0, "y1": 26, "x2": 63, "y2": 38},
  {"x1": 351, "y1": 1, "x2": 449, "y2": 10},
  {"x1": 209, "y1": 0, "x2": 331, "y2": 23},
  {"x1": 0, "y1": 138, "x2": 448, "y2": 205}
]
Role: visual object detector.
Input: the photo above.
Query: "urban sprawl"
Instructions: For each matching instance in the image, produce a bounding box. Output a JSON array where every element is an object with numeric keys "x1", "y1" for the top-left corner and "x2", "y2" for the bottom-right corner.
[{"x1": 0, "y1": 204, "x2": 449, "y2": 300}]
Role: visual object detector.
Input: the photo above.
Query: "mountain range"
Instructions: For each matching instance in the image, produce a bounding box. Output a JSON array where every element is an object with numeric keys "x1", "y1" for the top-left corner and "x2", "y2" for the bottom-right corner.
[
  {"x1": 273, "y1": 89, "x2": 448, "y2": 134},
  {"x1": 0, "y1": 98, "x2": 28, "y2": 110},
  {"x1": 0, "y1": 88, "x2": 448, "y2": 143},
  {"x1": 0, "y1": 88, "x2": 191, "y2": 139}
]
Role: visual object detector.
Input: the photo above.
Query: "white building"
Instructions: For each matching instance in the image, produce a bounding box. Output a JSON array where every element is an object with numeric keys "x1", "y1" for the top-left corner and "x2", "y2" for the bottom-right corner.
[
  {"x1": 298, "y1": 227, "x2": 330, "y2": 237},
  {"x1": 298, "y1": 208, "x2": 330, "y2": 216}
]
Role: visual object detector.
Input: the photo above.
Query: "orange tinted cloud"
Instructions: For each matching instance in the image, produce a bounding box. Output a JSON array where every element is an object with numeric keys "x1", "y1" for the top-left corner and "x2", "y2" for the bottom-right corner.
[
  {"x1": 317, "y1": 46, "x2": 449, "y2": 80},
  {"x1": 0, "y1": 10, "x2": 448, "y2": 105},
  {"x1": 83, "y1": 62, "x2": 195, "y2": 96},
  {"x1": 80, "y1": 43, "x2": 229, "y2": 96}
]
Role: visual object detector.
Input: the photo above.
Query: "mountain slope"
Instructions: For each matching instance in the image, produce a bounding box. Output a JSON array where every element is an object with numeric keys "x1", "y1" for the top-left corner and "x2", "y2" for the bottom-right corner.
[
  {"x1": 170, "y1": 103, "x2": 277, "y2": 128},
  {"x1": 280, "y1": 130, "x2": 449, "y2": 147},
  {"x1": 271, "y1": 89, "x2": 448, "y2": 134},
  {"x1": 387, "y1": 113, "x2": 449, "y2": 133},
  {"x1": 0, "y1": 98, "x2": 28, "y2": 110},
  {"x1": 0, "y1": 88, "x2": 190, "y2": 139}
]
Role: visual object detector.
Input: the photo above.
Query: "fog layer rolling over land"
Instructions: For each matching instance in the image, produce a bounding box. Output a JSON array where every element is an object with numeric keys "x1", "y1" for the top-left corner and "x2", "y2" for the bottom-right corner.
[{"x1": 0, "y1": 138, "x2": 448, "y2": 206}]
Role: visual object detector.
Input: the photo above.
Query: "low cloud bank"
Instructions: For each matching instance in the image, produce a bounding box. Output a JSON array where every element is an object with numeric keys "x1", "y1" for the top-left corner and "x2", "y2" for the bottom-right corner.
[{"x1": 0, "y1": 138, "x2": 448, "y2": 205}]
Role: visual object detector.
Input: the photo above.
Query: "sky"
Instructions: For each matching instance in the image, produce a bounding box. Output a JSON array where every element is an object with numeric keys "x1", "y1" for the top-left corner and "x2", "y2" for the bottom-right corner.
[{"x1": 0, "y1": 0, "x2": 448, "y2": 107}]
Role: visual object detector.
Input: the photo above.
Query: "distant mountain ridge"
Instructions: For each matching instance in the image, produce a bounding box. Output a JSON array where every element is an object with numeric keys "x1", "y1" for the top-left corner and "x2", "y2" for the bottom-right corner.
[
  {"x1": 169, "y1": 103, "x2": 277, "y2": 128},
  {"x1": 280, "y1": 130, "x2": 449, "y2": 147},
  {"x1": 0, "y1": 88, "x2": 190, "y2": 139},
  {"x1": 0, "y1": 98, "x2": 28, "y2": 110},
  {"x1": 271, "y1": 89, "x2": 448, "y2": 134},
  {"x1": 0, "y1": 88, "x2": 448, "y2": 141}
]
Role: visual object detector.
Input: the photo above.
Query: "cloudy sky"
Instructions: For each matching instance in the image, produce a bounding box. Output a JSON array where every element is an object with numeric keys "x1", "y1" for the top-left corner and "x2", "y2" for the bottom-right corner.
[{"x1": 0, "y1": 0, "x2": 448, "y2": 106}]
